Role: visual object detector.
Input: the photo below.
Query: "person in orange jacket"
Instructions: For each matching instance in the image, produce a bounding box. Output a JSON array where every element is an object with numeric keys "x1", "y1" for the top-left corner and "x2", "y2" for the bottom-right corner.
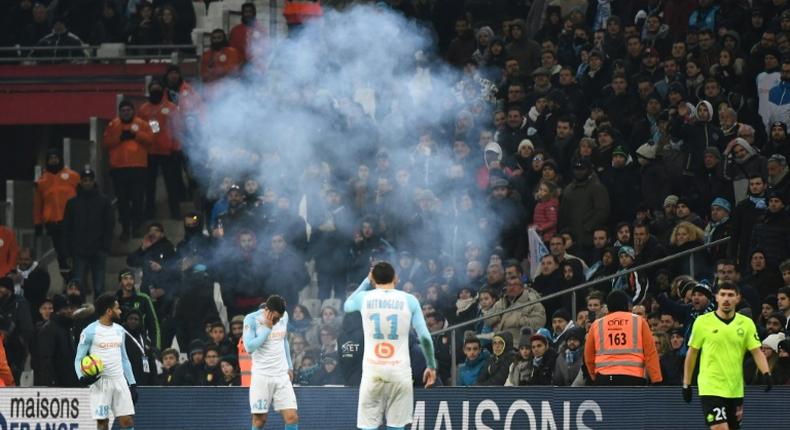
[
  {"x1": 33, "y1": 147, "x2": 80, "y2": 280},
  {"x1": 283, "y1": 0, "x2": 322, "y2": 33},
  {"x1": 0, "y1": 316, "x2": 16, "y2": 387},
  {"x1": 200, "y1": 29, "x2": 241, "y2": 83},
  {"x1": 0, "y1": 225, "x2": 18, "y2": 278},
  {"x1": 139, "y1": 79, "x2": 183, "y2": 220},
  {"x1": 584, "y1": 289, "x2": 663, "y2": 386},
  {"x1": 102, "y1": 99, "x2": 154, "y2": 241},
  {"x1": 229, "y1": 2, "x2": 267, "y2": 64}
]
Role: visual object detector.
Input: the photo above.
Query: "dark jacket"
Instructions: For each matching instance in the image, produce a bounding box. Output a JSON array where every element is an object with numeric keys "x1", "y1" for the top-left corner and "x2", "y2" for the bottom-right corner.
[
  {"x1": 126, "y1": 237, "x2": 177, "y2": 293},
  {"x1": 173, "y1": 360, "x2": 205, "y2": 386},
  {"x1": 116, "y1": 290, "x2": 161, "y2": 350},
  {"x1": 601, "y1": 158, "x2": 642, "y2": 225},
  {"x1": 262, "y1": 248, "x2": 309, "y2": 311},
  {"x1": 32, "y1": 315, "x2": 77, "y2": 387},
  {"x1": 670, "y1": 116, "x2": 723, "y2": 174},
  {"x1": 749, "y1": 210, "x2": 790, "y2": 269},
  {"x1": 660, "y1": 349, "x2": 684, "y2": 385},
  {"x1": 62, "y1": 186, "x2": 114, "y2": 257},
  {"x1": 476, "y1": 331, "x2": 515, "y2": 386},
  {"x1": 559, "y1": 174, "x2": 610, "y2": 247},
  {"x1": 159, "y1": 365, "x2": 178, "y2": 386},
  {"x1": 337, "y1": 312, "x2": 363, "y2": 387},
  {"x1": 458, "y1": 349, "x2": 491, "y2": 386},
  {"x1": 728, "y1": 197, "x2": 767, "y2": 269},
  {"x1": 0, "y1": 293, "x2": 34, "y2": 376}
]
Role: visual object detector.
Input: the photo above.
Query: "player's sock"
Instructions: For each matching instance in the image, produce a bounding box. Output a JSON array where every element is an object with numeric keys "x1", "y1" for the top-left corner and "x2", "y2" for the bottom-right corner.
[{"x1": 284, "y1": 424, "x2": 298, "y2": 430}]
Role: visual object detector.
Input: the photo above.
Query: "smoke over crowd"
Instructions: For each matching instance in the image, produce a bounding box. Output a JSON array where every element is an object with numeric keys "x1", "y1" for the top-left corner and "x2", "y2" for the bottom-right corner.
[{"x1": 177, "y1": 5, "x2": 513, "y2": 310}]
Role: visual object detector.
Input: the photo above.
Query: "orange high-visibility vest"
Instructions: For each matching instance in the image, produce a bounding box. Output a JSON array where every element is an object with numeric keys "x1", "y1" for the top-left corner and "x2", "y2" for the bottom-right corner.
[
  {"x1": 283, "y1": 0, "x2": 323, "y2": 25},
  {"x1": 238, "y1": 338, "x2": 251, "y2": 387},
  {"x1": 586, "y1": 311, "x2": 661, "y2": 380}
]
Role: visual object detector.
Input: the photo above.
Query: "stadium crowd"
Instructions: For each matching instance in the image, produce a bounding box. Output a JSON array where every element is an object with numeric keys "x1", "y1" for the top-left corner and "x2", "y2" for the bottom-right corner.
[{"x1": 1, "y1": 0, "x2": 790, "y2": 390}]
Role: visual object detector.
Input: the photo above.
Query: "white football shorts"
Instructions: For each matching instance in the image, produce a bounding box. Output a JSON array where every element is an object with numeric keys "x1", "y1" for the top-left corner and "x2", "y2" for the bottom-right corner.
[{"x1": 249, "y1": 373, "x2": 298, "y2": 414}]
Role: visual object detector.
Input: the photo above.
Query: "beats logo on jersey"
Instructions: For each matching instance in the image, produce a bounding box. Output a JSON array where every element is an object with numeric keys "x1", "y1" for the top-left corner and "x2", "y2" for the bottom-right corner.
[{"x1": 374, "y1": 342, "x2": 395, "y2": 359}]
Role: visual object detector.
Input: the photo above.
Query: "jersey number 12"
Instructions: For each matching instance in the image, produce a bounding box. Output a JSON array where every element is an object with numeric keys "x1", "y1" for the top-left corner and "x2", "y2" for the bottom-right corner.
[{"x1": 370, "y1": 313, "x2": 399, "y2": 340}]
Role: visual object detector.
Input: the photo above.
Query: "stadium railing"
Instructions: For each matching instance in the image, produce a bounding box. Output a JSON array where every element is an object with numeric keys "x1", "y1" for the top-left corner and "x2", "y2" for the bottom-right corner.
[
  {"x1": 431, "y1": 237, "x2": 731, "y2": 385},
  {"x1": 0, "y1": 44, "x2": 198, "y2": 64}
]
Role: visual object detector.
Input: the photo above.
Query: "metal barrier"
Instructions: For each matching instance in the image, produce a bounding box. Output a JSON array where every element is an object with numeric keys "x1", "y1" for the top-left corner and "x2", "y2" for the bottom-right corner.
[
  {"x1": 0, "y1": 44, "x2": 197, "y2": 64},
  {"x1": 433, "y1": 237, "x2": 731, "y2": 386}
]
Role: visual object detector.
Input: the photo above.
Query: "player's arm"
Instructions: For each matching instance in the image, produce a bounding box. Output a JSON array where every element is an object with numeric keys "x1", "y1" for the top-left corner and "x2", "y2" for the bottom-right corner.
[
  {"x1": 343, "y1": 276, "x2": 373, "y2": 313},
  {"x1": 750, "y1": 347, "x2": 771, "y2": 374},
  {"x1": 682, "y1": 346, "x2": 699, "y2": 387},
  {"x1": 243, "y1": 312, "x2": 271, "y2": 353},
  {"x1": 120, "y1": 329, "x2": 137, "y2": 385},
  {"x1": 73, "y1": 325, "x2": 94, "y2": 377},
  {"x1": 407, "y1": 295, "x2": 436, "y2": 369}
]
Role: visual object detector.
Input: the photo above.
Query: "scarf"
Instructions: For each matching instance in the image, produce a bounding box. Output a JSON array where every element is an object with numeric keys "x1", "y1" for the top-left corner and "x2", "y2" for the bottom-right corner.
[
  {"x1": 532, "y1": 355, "x2": 544, "y2": 367},
  {"x1": 13, "y1": 261, "x2": 39, "y2": 295},
  {"x1": 749, "y1": 195, "x2": 767, "y2": 209},
  {"x1": 565, "y1": 348, "x2": 580, "y2": 364},
  {"x1": 456, "y1": 297, "x2": 477, "y2": 315},
  {"x1": 703, "y1": 216, "x2": 729, "y2": 244}
]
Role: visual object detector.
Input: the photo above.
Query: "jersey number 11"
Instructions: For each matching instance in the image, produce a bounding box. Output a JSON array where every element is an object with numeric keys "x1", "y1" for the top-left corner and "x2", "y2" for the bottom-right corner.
[{"x1": 370, "y1": 313, "x2": 399, "y2": 340}]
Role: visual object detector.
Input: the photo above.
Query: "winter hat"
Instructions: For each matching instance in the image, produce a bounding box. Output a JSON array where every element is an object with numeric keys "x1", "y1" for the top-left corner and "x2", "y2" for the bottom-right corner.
[
  {"x1": 768, "y1": 154, "x2": 787, "y2": 166},
  {"x1": 636, "y1": 143, "x2": 657, "y2": 161},
  {"x1": 118, "y1": 269, "x2": 134, "y2": 282},
  {"x1": 612, "y1": 146, "x2": 628, "y2": 158},
  {"x1": 565, "y1": 326, "x2": 586, "y2": 343},
  {"x1": 691, "y1": 282, "x2": 713, "y2": 300},
  {"x1": 532, "y1": 67, "x2": 551, "y2": 77},
  {"x1": 663, "y1": 195, "x2": 679, "y2": 208},
  {"x1": 529, "y1": 333, "x2": 549, "y2": 345},
  {"x1": 588, "y1": 49, "x2": 605, "y2": 60},
  {"x1": 118, "y1": 99, "x2": 135, "y2": 111},
  {"x1": 770, "y1": 121, "x2": 787, "y2": 134},
  {"x1": 766, "y1": 190, "x2": 785, "y2": 204},
  {"x1": 618, "y1": 246, "x2": 636, "y2": 259},
  {"x1": 188, "y1": 339, "x2": 206, "y2": 356},
  {"x1": 518, "y1": 139, "x2": 534, "y2": 153},
  {"x1": 703, "y1": 147, "x2": 723, "y2": 161},
  {"x1": 476, "y1": 26, "x2": 494, "y2": 41},
  {"x1": 518, "y1": 327, "x2": 534, "y2": 348},
  {"x1": 710, "y1": 197, "x2": 732, "y2": 213},
  {"x1": 768, "y1": 312, "x2": 787, "y2": 329},
  {"x1": 551, "y1": 308, "x2": 571, "y2": 323},
  {"x1": 676, "y1": 197, "x2": 691, "y2": 208},
  {"x1": 489, "y1": 176, "x2": 509, "y2": 189},
  {"x1": 606, "y1": 290, "x2": 631, "y2": 313},
  {"x1": 762, "y1": 333, "x2": 786, "y2": 353},
  {"x1": 668, "y1": 81, "x2": 686, "y2": 97},
  {"x1": 762, "y1": 295, "x2": 778, "y2": 311}
]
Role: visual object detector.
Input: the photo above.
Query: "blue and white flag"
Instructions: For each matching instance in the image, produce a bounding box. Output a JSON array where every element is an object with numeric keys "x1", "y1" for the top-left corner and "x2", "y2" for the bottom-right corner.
[{"x1": 528, "y1": 227, "x2": 549, "y2": 280}]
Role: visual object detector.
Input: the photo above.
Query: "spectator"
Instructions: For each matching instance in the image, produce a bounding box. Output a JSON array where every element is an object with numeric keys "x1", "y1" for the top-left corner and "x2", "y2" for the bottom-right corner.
[
  {"x1": 230, "y1": 2, "x2": 266, "y2": 64},
  {"x1": 509, "y1": 332, "x2": 557, "y2": 386},
  {"x1": 657, "y1": 282, "x2": 715, "y2": 357},
  {"x1": 611, "y1": 246, "x2": 650, "y2": 304},
  {"x1": 157, "y1": 5, "x2": 191, "y2": 46},
  {"x1": 8, "y1": 248, "x2": 49, "y2": 322},
  {"x1": 765, "y1": 123, "x2": 789, "y2": 161},
  {"x1": 174, "y1": 339, "x2": 206, "y2": 385},
  {"x1": 559, "y1": 159, "x2": 610, "y2": 256},
  {"x1": 0, "y1": 225, "x2": 18, "y2": 278},
  {"x1": 163, "y1": 64, "x2": 202, "y2": 112},
  {"x1": 34, "y1": 147, "x2": 80, "y2": 281},
  {"x1": 261, "y1": 233, "x2": 309, "y2": 311},
  {"x1": 175, "y1": 211, "x2": 212, "y2": 274},
  {"x1": 764, "y1": 312, "x2": 785, "y2": 336},
  {"x1": 201, "y1": 345, "x2": 223, "y2": 385},
  {"x1": 62, "y1": 167, "x2": 114, "y2": 297},
  {"x1": 765, "y1": 58, "x2": 790, "y2": 127},
  {"x1": 126, "y1": 2, "x2": 160, "y2": 46},
  {"x1": 115, "y1": 269, "x2": 161, "y2": 350},
  {"x1": 779, "y1": 287, "x2": 790, "y2": 333},
  {"x1": 158, "y1": 348, "x2": 179, "y2": 385},
  {"x1": 724, "y1": 138, "x2": 769, "y2": 197},
  {"x1": 32, "y1": 295, "x2": 77, "y2": 387},
  {"x1": 126, "y1": 222, "x2": 177, "y2": 295},
  {"x1": 667, "y1": 221, "x2": 709, "y2": 279},
  {"x1": 206, "y1": 321, "x2": 234, "y2": 358},
  {"x1": 220, "y1": 355, "x2": 241, "y2": 386},
  {"x1": 728, "y1": 174, "x2": 768, "y2": 269},
  {"x1": 308, "y1": 351, "x2": 344, "y2": 385},
  {"x1": 122, "y1": 308, "x2": 158, "y2": 385},
  {"x1": 0, "y1": 276, "x2": 33, "y2": 382},
  {"x1": 549, "y1": 308, "x2": 576, "y2": 351},
  {"x1": 750, "y1": 191, "x2": 790, "y2": 269},
  {"x1": 743, "y1": 250, "x2": 783, "y2": 301},
  {"x1": 457, "y1": 334, "x2": 490, "y2": 386},
  {"x1": 102, "y1": 99, "x2": 154, "y2": 241},
  {"x1": 531, "y1": 180, "x2": 560, "y2": 242},
  {"x1": 21, "y1": 3, "x2": 50, "y2": 47},
  {"x1": 200, "y1": 29, "x2": 241, "y2": 83},
  {"x1": 486, "y1": 266, "x2": 546, "y2": 341},
  {"x1": 33, "y1": 16, "x2": 85, "y2": 61},
  {"x1": 703, "y1": 198, "x2": 733, "y2": 263},
  {"x1": 476, "y1": 331, "x2": 514, "y2": 386},
  {"x1": 553, "y1": 326, "x2": 585, "y2": 386},
  {"x1": 138, "y1": 79, "x2": 183, "y2": 221}
]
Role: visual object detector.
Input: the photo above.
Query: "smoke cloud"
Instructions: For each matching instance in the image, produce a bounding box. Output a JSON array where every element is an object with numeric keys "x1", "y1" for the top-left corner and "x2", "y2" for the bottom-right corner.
[{"x1": 182, "y1": 6, "x2": 505, "y2": 295}]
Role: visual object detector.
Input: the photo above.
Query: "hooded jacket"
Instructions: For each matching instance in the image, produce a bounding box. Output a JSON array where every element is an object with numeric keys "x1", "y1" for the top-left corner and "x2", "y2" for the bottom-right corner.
[
  {"x1": 670, "y1": 100, "x2": 723, "y2": 174},
  {"x1": 558, "y1": 172, "x2": 610, "y2": 247},
  {"x1": 33, "y1": 165, "x2": 80, "y2": 225},
  {"x1": 767, "y1": 80, "x2": 790, "y2": 128},
  {"x1": 457, "y1": 348, "x2": 491, "y2": 386},
  {"x1": 486, "y1": 286, "x2": 546, "y2": 342},
  {"x1": 724, "y1": 138, "x2": 768, "y2": 181},
  {"x1": 476, "y1": 331, "x2": 515, "y2": 385}
]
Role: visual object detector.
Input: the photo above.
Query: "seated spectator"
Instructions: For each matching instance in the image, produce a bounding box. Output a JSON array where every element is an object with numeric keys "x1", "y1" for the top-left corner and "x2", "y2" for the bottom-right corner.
[
  {"x1": 21, "y1": 3, "x2": 50, "y2": 47},
  {"x1": 476, "y1": 331, "x2": 514, "y2": 386},
  {"x1": 745, "y1": 333, "x2": 785, "y2": 385},
  {"x1": 611, "y1": 246, "x2": 650, "y2": 304},
  {"x1": 174, "y1": 339, "x2": 206, "y2": 385},
  {"x1": 550, "y1": 308, "x2": 576, "y2": 351},
  {"x1": 667, "y1": 221, "x2": 709, "y2": 279},
  {"x1": 487, "y1": 265, "x2": 546, "y2": 341},
  {"x1": 553, "y1": 326, "x2": 585, "y2": 386},
  {"x1": 776, "y1": 339, "x2": 790, "y2": 385},
  {"x1": 457, "y1": 334, "x2": 490, "y2": 386},
  {"x1": 90, "y1": 2, "x2": 126, "y2": 44},
  {"x1": 207, "y1": 321, "x2": 234, "y2": 357},
  {"x1": 126, "y1": 222, "x2": 176, "y2": 295},
  {"x1": 200, "y1": 29, "x2": 241, "y2": 83},
  {"x1": 220, "y1": 355, "x2": 241, "y2": 386},
  {"x1": 126, "y1": 2, "x2": 160, "y2": 46},
  {"x1": 295, "y1": 353, "x2": 318, "y2": 386},
  {"x1": 202, "y1": 345, "x2": 223, "y2": 386},
  {"x1": 308, "y1": 351, "x2": 344, "y2": 385},
  {"x1": 288, "y1": 304, "x2": 318, "y2": 347},
  {"x1": 507, "y1": 331, "x2": 556, "y2": 386},
  {"x1": 159, "y1": 348, "x2": 179, "y2": 385},
  {"x1": 157, "y1": 5, "x2": 191, "y2": 45}
]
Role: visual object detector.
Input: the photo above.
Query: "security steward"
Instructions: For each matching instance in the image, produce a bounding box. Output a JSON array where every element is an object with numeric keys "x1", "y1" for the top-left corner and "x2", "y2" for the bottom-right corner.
[{"x1": 584, "y1": 290, "x2": 663, "y2": 385}]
